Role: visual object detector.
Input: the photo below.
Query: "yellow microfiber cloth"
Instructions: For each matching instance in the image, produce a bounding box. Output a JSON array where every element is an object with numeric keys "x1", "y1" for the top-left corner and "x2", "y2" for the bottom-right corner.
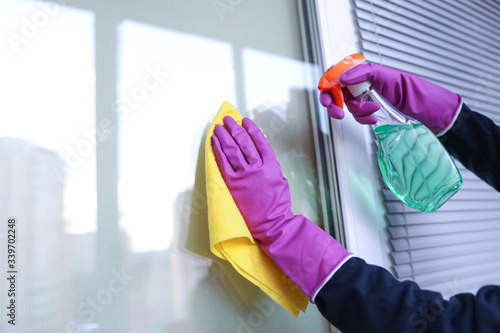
[{"x1": 205, "y1": 101, "x2": 309, "y2": 317}]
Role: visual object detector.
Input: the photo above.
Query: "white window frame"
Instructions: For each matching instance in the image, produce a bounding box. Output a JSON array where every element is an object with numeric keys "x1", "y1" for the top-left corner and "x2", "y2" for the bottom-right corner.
[{"x1": 313, "y1": 0, "x2": 392, "y2": 270}]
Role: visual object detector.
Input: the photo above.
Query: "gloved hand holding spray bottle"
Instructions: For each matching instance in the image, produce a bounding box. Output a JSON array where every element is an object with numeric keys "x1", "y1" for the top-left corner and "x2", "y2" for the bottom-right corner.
[{"x1": 318, "y1": 54, "x2": 462, "y2": 213}]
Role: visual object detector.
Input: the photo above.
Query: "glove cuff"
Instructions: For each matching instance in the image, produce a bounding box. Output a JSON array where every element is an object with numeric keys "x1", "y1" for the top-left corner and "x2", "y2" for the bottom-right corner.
[
  {"x1": 436, "y1": 95, "x2": 463, "y2": 137},
  {"x1": 310, "y1": 253, "x2": 354, "y2": 303},
  {"x1": 260, "y1": 214, "x2": 351, "y2": 300}
]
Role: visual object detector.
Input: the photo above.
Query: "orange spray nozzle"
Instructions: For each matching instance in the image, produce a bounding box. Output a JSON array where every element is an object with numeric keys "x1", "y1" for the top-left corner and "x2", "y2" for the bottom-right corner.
[{"x1": 318, "y1": 53, "x2": 366, "y2": 109}]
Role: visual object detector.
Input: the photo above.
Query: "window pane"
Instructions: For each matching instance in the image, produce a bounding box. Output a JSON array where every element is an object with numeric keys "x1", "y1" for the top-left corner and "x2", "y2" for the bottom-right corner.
[
  {"x1": 117, "y1": 1, "x2": 329, "y2": 332},
  {"x1": 0, "y1": 1, "x2": 95, "y2": 332},
  {"x1": 1, "y1": 0, "x2": 331, "y2": 332}
]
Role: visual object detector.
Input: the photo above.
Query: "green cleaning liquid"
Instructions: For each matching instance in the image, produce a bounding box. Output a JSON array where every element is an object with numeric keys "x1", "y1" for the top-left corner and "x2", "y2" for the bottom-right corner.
[{"x1": 375, "y1": 123, "x2": 462, "y2": 213}]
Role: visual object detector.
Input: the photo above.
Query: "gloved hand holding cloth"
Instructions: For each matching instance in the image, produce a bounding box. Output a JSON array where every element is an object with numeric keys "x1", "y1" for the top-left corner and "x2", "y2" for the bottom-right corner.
[{"x1": 212, "y1": 115, "x2": 352, "y2": 302}]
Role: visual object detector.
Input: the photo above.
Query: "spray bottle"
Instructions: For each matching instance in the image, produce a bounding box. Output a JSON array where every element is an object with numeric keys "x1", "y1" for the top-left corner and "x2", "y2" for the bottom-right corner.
[{"x1": 318, "y1": 54, "x2": 462, "y2": 213}]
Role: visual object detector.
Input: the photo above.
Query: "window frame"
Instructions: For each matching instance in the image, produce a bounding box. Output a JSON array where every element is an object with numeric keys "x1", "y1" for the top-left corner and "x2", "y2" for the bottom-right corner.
[{"x1": 312, "y1": 0, "x2": 393, "y2": 270}]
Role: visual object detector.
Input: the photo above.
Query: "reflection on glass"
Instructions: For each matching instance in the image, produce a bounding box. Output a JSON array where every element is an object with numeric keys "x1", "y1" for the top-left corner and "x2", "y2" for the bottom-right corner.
[
  {"x1": 243, "y1": 49, "x2": 320, "y2": 223},
  {"x1": 2, "y1": 0, "x2": 331, "y2": 332},
  {"x1": 118, "y1": 5, "x2": 328, "y2": 332},
  {"x1": 118, "y1": 20, "x2": 236, "y2": 253},
  {"x1": 0, "y1": 1, "x2": 95, "y2": 332}
]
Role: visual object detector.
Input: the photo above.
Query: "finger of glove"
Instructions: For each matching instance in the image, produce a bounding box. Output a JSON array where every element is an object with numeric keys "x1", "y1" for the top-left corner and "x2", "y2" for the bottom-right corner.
[
  {"x1": 241, "y1": 117, "x2": 276, "y2": 162},
  {"x1": 353, "y1": 114, "x2": 378, "y2": 125},
  {"x1": 327, "y1": 104, "x2": 345, "y2": 119},
  {"x1": 223, "y1": 116, "x2": 260, "y2": 165},
  {"x1": 321, "y1": 91, "x2": 345, "y2": 119},
  {"x1": 211, "y1": 135, "x2": 234, "y2": 181},
  {"x1": 344, "y1": 99, "x2": 381, "y2": 117},
  {"x1": 214, "y1": 124, "x2": 248, "y2": 171},
  {"x1": 340, "y1": 63, "x2": 374, "y2": 86},
  {"x1": 319, "y1": 91, "x2": 333, "y2": 107}
]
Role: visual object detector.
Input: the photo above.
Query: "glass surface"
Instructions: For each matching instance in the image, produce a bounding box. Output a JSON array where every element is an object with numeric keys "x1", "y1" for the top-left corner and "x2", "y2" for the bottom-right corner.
[
  {"x1": 0, "y1": 1, "x2": 96, "y2": 332},
  {"x1": 1, "y1": 0, "x2": 330, "y2": 332}
]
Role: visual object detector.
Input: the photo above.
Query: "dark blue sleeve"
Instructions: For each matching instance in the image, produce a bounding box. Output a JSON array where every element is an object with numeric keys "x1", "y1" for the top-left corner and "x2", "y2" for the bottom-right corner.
[
  {"x1": 315, "y1": 257, "x2": 500, "y2": 333},
  {"x1": 439, "y1": 103, "x2": 500, "y2": 191}
]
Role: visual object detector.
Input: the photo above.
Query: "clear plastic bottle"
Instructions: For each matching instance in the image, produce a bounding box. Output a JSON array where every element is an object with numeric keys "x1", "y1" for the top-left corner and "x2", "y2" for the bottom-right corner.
[{"x1": 347, "y1": 81, "x2": 462, "y2": 213}]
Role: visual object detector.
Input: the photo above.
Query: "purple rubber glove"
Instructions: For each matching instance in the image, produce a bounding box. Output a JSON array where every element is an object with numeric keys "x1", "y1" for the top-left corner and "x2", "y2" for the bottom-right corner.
[
  {"x1": 212, "y1": 116, "x2": 351, "y2": 300},
  {"x1": 320, "y1": 63, "x2": 463, "y2": 135}
]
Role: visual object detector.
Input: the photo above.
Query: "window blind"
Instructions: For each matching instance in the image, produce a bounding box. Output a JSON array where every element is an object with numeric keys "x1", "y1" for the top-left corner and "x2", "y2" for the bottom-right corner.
[{"x1": 354, "y1": 0, "x2": 500, "y2": 297}]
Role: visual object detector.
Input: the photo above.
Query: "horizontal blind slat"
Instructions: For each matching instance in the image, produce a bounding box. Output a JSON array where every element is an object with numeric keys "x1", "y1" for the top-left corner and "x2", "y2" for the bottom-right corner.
[
  {"x1": 382, "y1": 188, "x2": 500, "y2": 203},
  {"x1": 424, "y1": 270, "x2": 500, "y2": 299},
  {"x1": 389, "y1": 220, "x2": 500, "y2": 238},
  {"x1": 379, "y1": 176, "x2": 500, "y2": 191},
  {"x1": 391, "y1": 239, "x2": 500, "y2": 265},
  {"x1": 421, "y1": 0, "x2": 500, "y2": 34},
  {"x1": 415, "y1": 261, "x2": 500, "y2": 287},
  {"x1": 394, "y1": 250, "x2": 500, "y2": 278},
  {"x1": 467, "y1": 0, "x2": 500, "y2": 22},
  {"x1": 387, "y1": 210, "x2": 500, "y2": 226},
  {"x1": 385, "y1": 200, "x2": 500, "y2": 214},
  {"x1": 390, "y1": 229, "x2": 500, "y2": 251}
]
